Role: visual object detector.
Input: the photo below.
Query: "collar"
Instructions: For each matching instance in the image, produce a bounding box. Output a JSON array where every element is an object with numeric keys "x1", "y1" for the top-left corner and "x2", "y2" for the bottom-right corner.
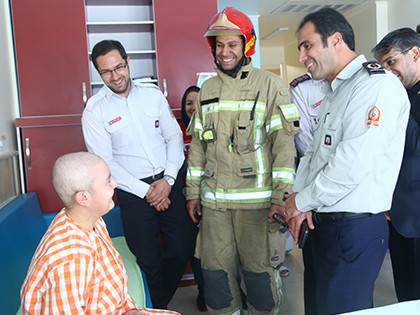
[
  {"x1": 103, "y1": 79, "x2": 134, "y2": 100},
  {"x1": 215, "y1": 61, "x2": 254, "y2": 83},
  {"x1": 328, "y1": 55, "x2": 367, "y2": 92}
]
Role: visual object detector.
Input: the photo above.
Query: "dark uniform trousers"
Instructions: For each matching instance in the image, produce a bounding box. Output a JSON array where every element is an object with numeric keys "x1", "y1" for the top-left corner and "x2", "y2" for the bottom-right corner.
[
  {"x1": 117, "y1": 162, "x2": 189, "y2": 309},
  {"x1": 388, "y1": 222, "x2": 420, "y2": 302},
  {"x1": 302, "y1": 212, "x2": 388, "y2": 315}
]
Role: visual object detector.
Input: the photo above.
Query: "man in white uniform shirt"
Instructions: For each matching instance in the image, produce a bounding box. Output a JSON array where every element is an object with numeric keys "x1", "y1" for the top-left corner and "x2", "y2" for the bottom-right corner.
[
  {"x1": 289, "y1": 73, "x2": 325, "y2": 157},
  {"x1": 82, "y1": 40, "x2": 189, "y2": 310},
  {"x1": 270, "y1": 8, "x2": 410, "y2": 315}
]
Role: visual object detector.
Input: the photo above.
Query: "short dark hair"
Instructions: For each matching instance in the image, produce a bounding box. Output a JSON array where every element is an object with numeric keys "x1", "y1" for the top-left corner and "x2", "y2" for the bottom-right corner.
[
  {"x1": 298, "y1": 7, "x2": 355, "y2": 51},
  {"x1": 91, "y1": 40, "x2": 128, "y2": 71},
  {"x1": 417, "y1": 23, "x2": 420, "y2": 34},
  {"x1": 372, "y1": 27, "x2": 420, "y2": 59}
]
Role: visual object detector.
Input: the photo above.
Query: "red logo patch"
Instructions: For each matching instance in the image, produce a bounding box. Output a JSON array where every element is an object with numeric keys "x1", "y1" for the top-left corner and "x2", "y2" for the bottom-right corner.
[{"x1": 109, "y1": 116, "x2": 122, "y2": 126}]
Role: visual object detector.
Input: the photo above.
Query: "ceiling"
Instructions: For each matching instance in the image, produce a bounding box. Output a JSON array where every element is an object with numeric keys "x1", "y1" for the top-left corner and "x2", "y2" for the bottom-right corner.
[{"x1": 218, "y1": 0, "x2": 371, "y2": 47}]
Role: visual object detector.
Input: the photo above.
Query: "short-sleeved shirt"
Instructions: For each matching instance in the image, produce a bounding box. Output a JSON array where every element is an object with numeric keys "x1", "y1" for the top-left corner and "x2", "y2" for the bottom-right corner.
[{"x1": 21, "y1": 210, "x2": 180, "y2": 315}]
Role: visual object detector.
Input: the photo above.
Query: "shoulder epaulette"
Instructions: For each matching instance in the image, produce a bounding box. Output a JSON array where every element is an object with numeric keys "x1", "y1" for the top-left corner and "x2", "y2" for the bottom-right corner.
[
  {"x1": 290, "y1": 73, "x2": 311, "y2": 87},
  {"x1": 362, "y1": 61, "x2": 385, "y2": 75}
]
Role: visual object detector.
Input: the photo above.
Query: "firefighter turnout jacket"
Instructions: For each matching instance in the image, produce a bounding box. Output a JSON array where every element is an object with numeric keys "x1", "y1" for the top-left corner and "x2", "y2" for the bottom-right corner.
[{"x1": 186, "y1": 62, "x2": 299, "y2": 209}]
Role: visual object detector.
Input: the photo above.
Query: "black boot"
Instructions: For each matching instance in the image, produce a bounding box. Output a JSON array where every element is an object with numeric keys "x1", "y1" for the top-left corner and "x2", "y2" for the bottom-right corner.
[{"x1": 196, "y1": 290, "x2": 207, "y2": 312}]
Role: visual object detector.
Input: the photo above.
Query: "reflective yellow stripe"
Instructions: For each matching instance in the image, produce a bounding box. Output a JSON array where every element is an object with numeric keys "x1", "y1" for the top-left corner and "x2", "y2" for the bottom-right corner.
[
  {"x1": 279, "y1": 103, "x2": 300, "y2": 120},
  {"x1": 202, "y1": 101, "x2": 265, "y2": 116}
]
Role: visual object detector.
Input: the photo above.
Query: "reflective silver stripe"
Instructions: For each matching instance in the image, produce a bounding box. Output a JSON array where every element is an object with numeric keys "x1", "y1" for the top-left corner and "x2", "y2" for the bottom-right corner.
[
  {"x1": 266, "y1": 115, "x2": 282, "y2": 134},
  {"x1": 254, "y1": 111, "x2": 264, "y2": 146},
  {"x1": 202, "y1": 104, "x2": 220, "y2": 114},
  {"x1": 255, "y1": 149, "x2": 265, "y2": 188},
  {"x1": 187, "y1": 168, "x2": 204, "y2": 178},
  {"x1": 202, "y1": 189, "x2": 272, "y2": 201},
  {"x1": 254, "y1": 112, "x2": 265, "y2": 187},
  {"x1": 273, "y1": 168, "x2": 295, "y2": 184},
  {"x1": 279, "y1": 103, "x2": 300, "y2": 120},
  {"x1": 194, "y1": 118, "x2": 203, "y2": 132}
]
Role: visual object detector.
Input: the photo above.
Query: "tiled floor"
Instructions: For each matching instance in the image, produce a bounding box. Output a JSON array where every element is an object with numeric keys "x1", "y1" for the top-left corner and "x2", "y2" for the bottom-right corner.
[{"x1": 168, "y1": 249, "x2": 398, "y2": 315}]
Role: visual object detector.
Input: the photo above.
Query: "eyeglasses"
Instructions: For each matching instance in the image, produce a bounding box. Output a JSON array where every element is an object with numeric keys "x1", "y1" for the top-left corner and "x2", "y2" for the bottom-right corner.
[
  {"x1": 99, "y1": 63, "x2": 128, "y2": 78},
  {"x1": 381, "y1": 48, "x2": 412, "y2": 68}
]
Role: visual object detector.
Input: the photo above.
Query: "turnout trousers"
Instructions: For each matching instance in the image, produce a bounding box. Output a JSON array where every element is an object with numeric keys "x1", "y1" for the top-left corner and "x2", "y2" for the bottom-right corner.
[{"x1": 198, "y1": 207, "x2": 283, "y2": 315}]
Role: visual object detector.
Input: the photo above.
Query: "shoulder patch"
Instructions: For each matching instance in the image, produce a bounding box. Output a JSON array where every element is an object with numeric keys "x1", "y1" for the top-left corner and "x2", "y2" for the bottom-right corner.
[
  {"x1": 362, "y1": 61, "x2": 385, "y2": 75},
  {"x1": 290, "y1": 73, "x2": 311, "y2": 88},
  {"x1": 367, "y1": 105, "x2": 381, "y2": 127}
]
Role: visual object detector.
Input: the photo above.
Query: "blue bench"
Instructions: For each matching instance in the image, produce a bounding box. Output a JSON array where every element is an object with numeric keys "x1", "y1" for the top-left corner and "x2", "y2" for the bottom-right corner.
[
  {"x1": 0, "y1": 193, "x2": 47, "y2": 315},
  {"x1": 0, "y1": 193, "x2": 151, "y2": 314}
]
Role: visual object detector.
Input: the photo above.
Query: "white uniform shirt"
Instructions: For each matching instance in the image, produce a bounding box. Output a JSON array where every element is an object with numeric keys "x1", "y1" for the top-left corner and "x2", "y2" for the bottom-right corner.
[
  {"x1": 82, "y1": 80, "x2": 184, "y2": 198},
  {"x1": 290, "y1": 74, "x2": 325, "y2": 156},
  {"x1": 294, "y1": 55, "x2": 410, "y2": 214}
]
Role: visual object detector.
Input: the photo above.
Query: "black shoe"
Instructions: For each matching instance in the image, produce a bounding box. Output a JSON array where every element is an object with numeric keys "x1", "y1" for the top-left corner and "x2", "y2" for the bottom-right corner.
[{"x1": 196, "y1": 291, "x2": 207, "y2": 312}]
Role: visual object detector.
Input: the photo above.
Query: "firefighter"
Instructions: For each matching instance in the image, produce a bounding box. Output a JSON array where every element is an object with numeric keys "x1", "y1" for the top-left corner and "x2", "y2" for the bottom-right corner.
[{"x1": 186, "y1": 6, "x2": 299, "y2": 315}]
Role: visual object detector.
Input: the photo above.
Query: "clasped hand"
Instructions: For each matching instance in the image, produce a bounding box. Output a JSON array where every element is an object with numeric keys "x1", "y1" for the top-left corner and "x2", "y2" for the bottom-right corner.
[{"x1": 145, "y1": 179, "x2": 171, "y2": 211}]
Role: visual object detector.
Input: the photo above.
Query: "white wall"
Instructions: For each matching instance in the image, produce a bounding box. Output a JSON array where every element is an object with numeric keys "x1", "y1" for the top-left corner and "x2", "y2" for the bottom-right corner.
[
  {"x1": 388, "y1": 0, "x2": 420, "y2": 32},
  {"x1": 262, "y1": 0, "x2": 393, "y2": 80},
  {"x1": 346, "y1": 1, "x2": 378, "y2": 59},
  {"x1": 0, "y1": 0, "x2": 19, "y2": 154}
]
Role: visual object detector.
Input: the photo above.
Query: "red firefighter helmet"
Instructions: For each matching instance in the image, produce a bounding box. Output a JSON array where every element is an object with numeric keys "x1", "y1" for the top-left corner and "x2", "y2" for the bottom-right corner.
[{"x1": 204, "y1": 6, "x2": 257, "y2": 57}]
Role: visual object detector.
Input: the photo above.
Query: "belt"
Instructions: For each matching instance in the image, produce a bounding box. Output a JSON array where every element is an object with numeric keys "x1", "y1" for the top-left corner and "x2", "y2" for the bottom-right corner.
[
  {"x1": 140, "y1": 171, "x2": 164, "y2": 184},
  {"x1": 313, "y1": 211, "x2": 372, "y2": 223}
]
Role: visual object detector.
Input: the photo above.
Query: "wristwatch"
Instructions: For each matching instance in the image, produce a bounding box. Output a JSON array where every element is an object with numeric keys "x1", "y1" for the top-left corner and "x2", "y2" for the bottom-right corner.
[{"x1": 164, "y1": 175, "x2": 175, "y2": 186}]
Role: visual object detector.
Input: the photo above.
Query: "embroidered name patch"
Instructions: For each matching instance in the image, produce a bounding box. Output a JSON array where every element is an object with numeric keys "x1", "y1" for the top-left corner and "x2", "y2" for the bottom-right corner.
[
  {"x1": 108, "y1": 116, "x2": 122, "y2": 125},
  {"x1": 367, "y1": 106, "x2": 381, "y2": 127},
  {"x1": 240, "y1": 167, "x2": 253, "y2": 173}
]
